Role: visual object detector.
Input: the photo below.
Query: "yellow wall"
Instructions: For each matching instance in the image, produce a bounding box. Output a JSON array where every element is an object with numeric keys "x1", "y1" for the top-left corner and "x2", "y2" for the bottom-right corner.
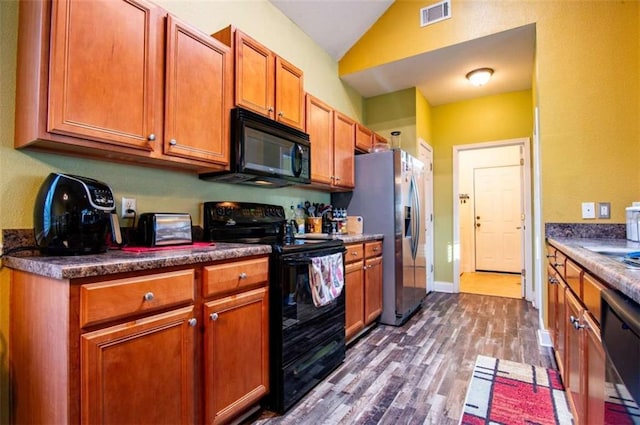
[
  {"x1": 364, "y1": 88, "x2": 418, "y2": 155},
  {"x1": 343, "y1": 0, "x2": 640, "y2": 283},
  {"x1": 0, "y1": 0, "x2": 364, "y2": 419},
  {"x1": 431, "y1": 90, "x2": 534, "y2": 282}
]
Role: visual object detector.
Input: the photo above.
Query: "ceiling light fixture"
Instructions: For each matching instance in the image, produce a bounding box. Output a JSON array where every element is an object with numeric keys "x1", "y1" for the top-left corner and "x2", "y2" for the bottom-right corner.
[{"x1": 466, "y1": 67, "x2": 494, "y2": 87}]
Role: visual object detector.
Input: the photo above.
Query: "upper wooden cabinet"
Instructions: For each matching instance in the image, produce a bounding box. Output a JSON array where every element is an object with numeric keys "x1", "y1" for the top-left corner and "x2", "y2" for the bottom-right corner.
[
  {"x1": 164, "y1": 15, "x2": 232, "y2": 165},
  {"x1": 46, "y1": 0, "x2": 162, "y2": 150},
  {"x1": 213, "y1": 26, "x2": 305, "y2": 130},
  {"x1": 15, "y1": 0, "x2": 230, "y2": 171},
  {"x1": 355, "y1": 123, "x2": 373, "y2": 152},
  {"x1": 333, "y1": 111, "x2": 356, "y2": 189},
  {"x1": 305, "y1": 94, "x2": 355, "y2": 190},
  {"x1": 306, "y1": 94, "x2": 334, "y2": 185}
]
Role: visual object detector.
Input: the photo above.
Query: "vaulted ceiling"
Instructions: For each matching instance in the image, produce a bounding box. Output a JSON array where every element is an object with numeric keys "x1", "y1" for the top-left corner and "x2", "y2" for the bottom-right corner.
[{"x1": 269, "y1": 1, "x2": 535, "y2": 106}]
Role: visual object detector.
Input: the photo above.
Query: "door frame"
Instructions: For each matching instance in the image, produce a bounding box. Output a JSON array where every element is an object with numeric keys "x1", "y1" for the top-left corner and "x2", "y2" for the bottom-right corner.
[
  {"x1": 452, "y1": 137, "x2": 534, "y2": 302},
  {"x1": 418, "y1": 139, "x2": 434, "y2": 293}
]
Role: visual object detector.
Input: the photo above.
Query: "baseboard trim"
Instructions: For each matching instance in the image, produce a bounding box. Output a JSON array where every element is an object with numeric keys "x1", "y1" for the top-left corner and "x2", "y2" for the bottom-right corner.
[
  {"x1": 537, "y1": 328, "x2": 553, "y2": 347},
  {"x1": 434, "y1": 281, "x2": 454, "y2": 293}
]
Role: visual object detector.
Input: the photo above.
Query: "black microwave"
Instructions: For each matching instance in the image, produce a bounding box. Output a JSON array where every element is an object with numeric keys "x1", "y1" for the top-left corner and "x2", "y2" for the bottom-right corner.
[{"x1": 199, "y1": 107, "x2": 311, "y2": 187}]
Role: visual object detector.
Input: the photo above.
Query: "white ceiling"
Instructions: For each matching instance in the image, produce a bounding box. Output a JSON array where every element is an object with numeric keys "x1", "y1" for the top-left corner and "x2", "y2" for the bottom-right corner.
[{"x1": 269, "y1": 0, "x2": 535, "y2": 106}]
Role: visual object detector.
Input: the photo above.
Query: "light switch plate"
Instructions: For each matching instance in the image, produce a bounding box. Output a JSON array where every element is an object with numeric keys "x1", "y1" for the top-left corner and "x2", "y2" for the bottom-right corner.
[{"x1": 581, "y1": 202, "x2": 596, "y2": 219}]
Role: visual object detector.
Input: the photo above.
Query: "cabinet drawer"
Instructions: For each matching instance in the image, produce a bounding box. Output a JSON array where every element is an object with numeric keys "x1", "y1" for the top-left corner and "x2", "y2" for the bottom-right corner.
[
  {"x1": 203, "y1": 257, "x2": 268, "y2": 298},
  {"x1": 365, "y1": 241, "x2": 382, "y2": 258},
  {"x1": 345, "y1": 244, "x2": 364, "y2": 263},
  {"x1": 80, "y1": 269, "x2": 195, "y2": 328},
  {"x1": 565, "y1": 259, "x2": 582, "y2": 298},
  {"x1": 583, "y1": 273, "x2": 605, "y2": 323}
]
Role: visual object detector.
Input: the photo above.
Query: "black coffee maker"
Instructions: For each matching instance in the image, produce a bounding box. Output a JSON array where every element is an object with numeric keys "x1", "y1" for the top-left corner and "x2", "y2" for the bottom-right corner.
[{"x1": 34, "y1": 173, "x2": 119, "y2": 255}]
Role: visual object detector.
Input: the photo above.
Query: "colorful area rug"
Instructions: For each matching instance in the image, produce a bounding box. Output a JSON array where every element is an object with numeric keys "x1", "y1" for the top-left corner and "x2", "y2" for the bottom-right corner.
[{"x1": 460, "y1": 355, "x2": 574, "y2": 425}]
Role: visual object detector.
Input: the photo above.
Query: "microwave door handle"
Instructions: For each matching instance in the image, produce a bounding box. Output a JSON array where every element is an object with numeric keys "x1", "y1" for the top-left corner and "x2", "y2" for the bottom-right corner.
[{"x1": 292, "y1": 144, "x2": 303, "y2": 177}]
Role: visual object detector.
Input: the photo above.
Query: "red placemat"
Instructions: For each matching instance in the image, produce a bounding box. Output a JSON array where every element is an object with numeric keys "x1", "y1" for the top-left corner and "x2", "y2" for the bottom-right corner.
[{"x1": 120, "y1": 242, "x2": 215, "y2": 253}]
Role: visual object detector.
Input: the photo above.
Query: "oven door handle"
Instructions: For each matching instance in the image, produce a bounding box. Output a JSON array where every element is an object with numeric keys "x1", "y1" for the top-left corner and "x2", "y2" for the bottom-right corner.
[{"x1": 283, "y1": 258, "x2": 313, "y2": 266}]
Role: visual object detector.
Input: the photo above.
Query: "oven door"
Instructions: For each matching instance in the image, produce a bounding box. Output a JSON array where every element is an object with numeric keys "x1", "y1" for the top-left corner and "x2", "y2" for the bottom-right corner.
[{"x1": 277, "y1": 245, "x2": 346, "y2": 363}]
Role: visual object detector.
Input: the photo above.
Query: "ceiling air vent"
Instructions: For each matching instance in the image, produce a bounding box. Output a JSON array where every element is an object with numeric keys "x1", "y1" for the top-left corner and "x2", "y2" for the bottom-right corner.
[{"x1": 420, "y1": 0, "x2": 451, "y2": 27}]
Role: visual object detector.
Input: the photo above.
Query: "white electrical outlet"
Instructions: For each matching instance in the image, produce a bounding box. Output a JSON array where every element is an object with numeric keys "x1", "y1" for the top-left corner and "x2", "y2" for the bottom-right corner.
[
  {"x1": 581, "y1": 202, "x2": 595, "y2": 219},
  {"x1": 121, "y1": 197, "x2": 136, "y2": 218},
  {"x1": 598, "y1": 202, "x2": 611, "y2": 219}
]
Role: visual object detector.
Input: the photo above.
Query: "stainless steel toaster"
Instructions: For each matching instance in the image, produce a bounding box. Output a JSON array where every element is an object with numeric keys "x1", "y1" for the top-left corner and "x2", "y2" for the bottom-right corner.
[{"x1": 136, "y1": 213, "x2": 192, "y2": 246}]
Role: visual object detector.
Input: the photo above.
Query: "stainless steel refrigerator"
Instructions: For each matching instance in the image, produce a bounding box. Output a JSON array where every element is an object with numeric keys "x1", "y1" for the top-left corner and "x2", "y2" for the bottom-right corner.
[{"x1": 335, "y1": 149, "x2": 427, "y2": 326}]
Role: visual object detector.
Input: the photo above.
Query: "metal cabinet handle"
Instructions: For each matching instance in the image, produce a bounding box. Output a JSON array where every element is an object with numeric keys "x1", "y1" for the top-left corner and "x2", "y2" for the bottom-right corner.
[
  {"x1": 334, "y1": 176, "x2": 340, "y2": 181},
  {"x1": 210, "y1": 312, "x2": 219, "y2": 321},
  {"x1": 268, "y1": 107, "x2": 274, "y2": 113},
  {"x1": 553, "y1": 262, "x2": 564, "y2": 268},
  {"x1": 546, "y1": 254, "x2": 556, "y2": 259},
  {"x1": 239, "y1": 272, "x2": 247, "y2": 279},
  {"x1": 548, "y1": 276, "x2": 558, "y2": 284},
  {"x1": 351, "y1": 252, "x2": 358, "y2": 256},
  {"x1": 278, "y1": 111, "x2": 284, "y2": 117},
  {"x1": 148, "y1": 134, "x2": 156, "y2": 141},
  {"x1": 188, "y1": 318, "x2": 197, "y2": 327},
  {"x1": 373, "y1": 247, "x2": 379, "y2": 252},
  {"x1": 143, "y1": 292, "x2": 154, "y2": 301},
  {"x1": 169, "y1": 139, "x2": 177, "y2": 146}
]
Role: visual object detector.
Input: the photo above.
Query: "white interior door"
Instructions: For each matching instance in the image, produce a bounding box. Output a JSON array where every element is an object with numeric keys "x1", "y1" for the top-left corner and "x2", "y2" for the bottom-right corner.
[{"x1": 474, "y1": 165, "x2": 522, "y2": 273}]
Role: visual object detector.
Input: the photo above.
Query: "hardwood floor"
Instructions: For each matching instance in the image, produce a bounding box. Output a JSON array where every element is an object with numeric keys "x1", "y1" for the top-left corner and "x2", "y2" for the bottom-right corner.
[
  {"x1": 247, "y1": 292, "x2": 556, "y2": 425},
  {"x1": 460, "y1": 271, "x2": 522, "y2": 299}
]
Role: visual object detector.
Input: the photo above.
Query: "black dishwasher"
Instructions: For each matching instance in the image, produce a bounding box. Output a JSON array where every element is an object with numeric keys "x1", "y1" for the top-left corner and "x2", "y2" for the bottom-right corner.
[{"x1": 601, "y1": 288, "x2": 640, "y2": 416}]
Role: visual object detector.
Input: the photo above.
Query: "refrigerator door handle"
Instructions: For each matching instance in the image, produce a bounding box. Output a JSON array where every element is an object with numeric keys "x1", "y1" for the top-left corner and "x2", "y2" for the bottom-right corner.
[{"x1": 409, "y1": 175, "x2": 419, "y2": 260}]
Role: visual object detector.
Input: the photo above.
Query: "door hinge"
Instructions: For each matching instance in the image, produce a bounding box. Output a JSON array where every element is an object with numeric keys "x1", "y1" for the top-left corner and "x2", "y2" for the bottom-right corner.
[
  {"x1": 521, "y1": 268, "x2": 526, "y2": 277},
  {"x1": 430, "y1": 162, "x2": 433, "y2": 172},
  {"x1": 430, "y1": 213, "x2": 433, "y2": 222},
  {"x1": 431, "y1": 264, "x2": 434, "y2": 273},
  {"x1": 520, "y1": 158, "x2": 524, "y2": 166}
]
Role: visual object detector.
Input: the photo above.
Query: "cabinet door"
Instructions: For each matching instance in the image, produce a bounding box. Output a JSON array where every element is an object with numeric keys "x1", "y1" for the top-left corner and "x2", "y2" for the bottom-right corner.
[
  {"x1": 556, "y1": 280, "x2": 567, "y2": 377},
  {"x1": 204, "y1": 287, "x2": 269, "y2": 425},
  {"x1": 583, "y1": 313, "x2": 605, "y2": 425},
  {"x1": 333, "y1": 112, "x2": 356, "y2": 189},
  {"x1": 275, "y1": 56, "x2": 304, "y2": 130},
  {"x1": 345, "y1": 260, "x2": 365, "y2": 340},
  {"x1": 48, "y1": 0, "x2": 161, "y2": 150},
  {"x1": 566, "y1": 289, "x2": 585, "y2": 424},
  {"x1": 164, "y1": 15, "x2": 231, "y2": 165},
  {"x1": 355, "y1": 123, "x2": 373, "y2": 152},
  {"x1": 364, "y1": 256, "x2": 383, "y2": 325},
  {"x1": 306, "y1": 94, "x2": 334, "y2": 185},
  {"x1": 234, "y1": 30, "x2": 274, "y2": 118},
  {"x1": 547, "y1": 265, "x2": 559, "y2": 345},
  {"x1": 81, "y1": 306, "x2": 196, "y2": 424}
]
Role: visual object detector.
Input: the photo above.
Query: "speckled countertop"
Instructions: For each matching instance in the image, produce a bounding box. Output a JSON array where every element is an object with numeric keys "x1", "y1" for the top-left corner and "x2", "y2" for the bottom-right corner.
[
  {"x1": 547, "y1": 237, "x2": 640, "y2": 305},
  {"x1": 2, "y1": 232, "x2": 382, "y2": 281}
]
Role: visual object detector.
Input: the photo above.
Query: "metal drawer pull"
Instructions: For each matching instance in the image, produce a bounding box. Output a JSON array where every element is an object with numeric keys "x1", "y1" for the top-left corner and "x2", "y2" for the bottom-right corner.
[
  {"x1": 569, "y1": 315, "x2": 577, "y2": 324},
  {"x1": 548, "y1": 277, "x2": 558, "y2": 284},
  {"x1": 210, "y1": 313, "x2": 219, "y2": 321},
  {"x1": 239, "y1": 272, "x2": 247, "y2": 279},
  {"x1": 148, "y1": 133, "x2": 156, "y2": 141},
  {"x1": 143, "y1": 292, "x2": 154, "y2": 301},
  {"x1": 553, "y1": 262, "x2": 564, "y2": 268},
  {"x1": 188, "y1": 318, "x2": 197, "y2": 327}
]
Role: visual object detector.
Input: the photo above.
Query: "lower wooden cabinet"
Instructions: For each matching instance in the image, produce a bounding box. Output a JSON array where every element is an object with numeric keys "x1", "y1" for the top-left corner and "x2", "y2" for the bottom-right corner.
[
  {"x1": 204, "y1": 287, "x2": 269, "y2": 425},
  {"x1": 364, "y1": 254, "x2": 383, "y2": 325},
  {"x1": 81, "y1": 306, "x2": 197, "y2": 424},
  {"x1": 345, "y1": 240, "x2": 383, "y2": 342},
  {"x1": 10, "y1": 255, "x2": 270, "y2": 425},
  {"x1": 546, "y1": 243, "x2": 608, "y2": 425}
]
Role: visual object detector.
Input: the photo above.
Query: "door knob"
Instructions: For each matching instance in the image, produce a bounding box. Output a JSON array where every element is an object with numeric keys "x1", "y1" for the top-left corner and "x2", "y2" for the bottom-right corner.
[
  {"x1": 476, "y1": 216, "x2": 480, "y2": 220},
  {"x1": 476, "y1": 223, "x2": 481, "y2": 228}
]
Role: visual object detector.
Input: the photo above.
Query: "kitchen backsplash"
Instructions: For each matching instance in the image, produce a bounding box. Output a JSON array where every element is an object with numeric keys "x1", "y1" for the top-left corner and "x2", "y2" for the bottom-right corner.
[{"x1": 545, "y1": 223, "x2": 626, "y2": 239}]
